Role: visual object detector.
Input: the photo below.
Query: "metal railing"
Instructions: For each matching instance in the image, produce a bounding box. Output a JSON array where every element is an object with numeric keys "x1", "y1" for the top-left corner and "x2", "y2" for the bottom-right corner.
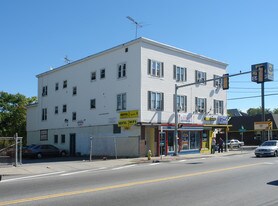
[{"x1": 0, "y1": 133, "x2": 22, "y2": 167}]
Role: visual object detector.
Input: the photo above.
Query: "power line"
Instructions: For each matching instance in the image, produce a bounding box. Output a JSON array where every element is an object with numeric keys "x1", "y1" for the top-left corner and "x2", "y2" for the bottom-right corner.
[
  {"x1": 228, "y1": 93, "x2": 278, "y2": 100},
  {"x1": 228, "y1": 91, "x2": 278, "y2": 94},
  {"x1": 229, "y1": 87, "x2": 278, "y2": 90}
]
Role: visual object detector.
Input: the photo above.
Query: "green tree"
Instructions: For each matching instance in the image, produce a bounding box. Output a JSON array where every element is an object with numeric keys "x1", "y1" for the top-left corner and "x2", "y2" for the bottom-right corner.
[
  {"x1": 0, "y1": 91, "x2": 37, "y2": 142},
  {"x1": 247, "y1": 107, "x2": 271, "y2": 116},
  {"x1": 273, "y1": 108, "x2": 278, "y2": 114}
]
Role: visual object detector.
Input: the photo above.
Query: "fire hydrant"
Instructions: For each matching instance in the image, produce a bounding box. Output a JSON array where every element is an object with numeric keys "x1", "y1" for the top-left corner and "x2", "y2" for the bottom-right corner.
[{"x1": 147, "y1": 149, "x2": 152, "y2": 160}]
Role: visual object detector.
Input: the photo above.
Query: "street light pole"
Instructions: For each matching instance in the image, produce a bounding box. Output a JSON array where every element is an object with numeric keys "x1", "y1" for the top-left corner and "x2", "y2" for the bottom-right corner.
[
  {"x1": 174, "y1": 84, "x2": 178, "y2": 156},
  {"x1": 261, "y1": 81, "x2": 266, "y2": 141},
  {"x1": 89, "y1": 136, "x2": 93, "y2": 161}
]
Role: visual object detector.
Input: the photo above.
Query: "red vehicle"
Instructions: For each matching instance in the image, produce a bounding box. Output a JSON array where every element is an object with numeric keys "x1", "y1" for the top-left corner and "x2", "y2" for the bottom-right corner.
[{"x1": 23, "y1": 144, "x2": 67, "y2": 159}]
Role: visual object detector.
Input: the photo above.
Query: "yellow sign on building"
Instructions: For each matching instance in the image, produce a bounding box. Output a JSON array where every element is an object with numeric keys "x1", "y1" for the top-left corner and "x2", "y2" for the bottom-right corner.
[
  {"x1": 120, "y1": 110, "x2": 139, "y2": 119},
  {"x1": 118, "y1": 119, "x2": 137, "y2": 127}
]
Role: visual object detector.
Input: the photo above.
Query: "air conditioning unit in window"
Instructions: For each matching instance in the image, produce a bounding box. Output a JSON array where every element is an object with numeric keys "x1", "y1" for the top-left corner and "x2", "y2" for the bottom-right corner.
[
  {"x1": 198, "y1": 107, "x2": 204, "y2": 113},
  {"x1": 197, "y1": 78, "x2": 204, "y2": 83},
  {"x1": 215, "y1": 82, "x2": 221, "y2": 88}
]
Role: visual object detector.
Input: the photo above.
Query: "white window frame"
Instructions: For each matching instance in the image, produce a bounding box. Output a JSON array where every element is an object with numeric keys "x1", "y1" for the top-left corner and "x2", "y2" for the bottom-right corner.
[
  {"x1": 55, "y1": 83, "x2": 59, "y2": 91},
  {"x1": 148, "y1": 59, "x2": 164, "y2": 78},
  {"x1": 176, "y1": 95, "x2": 187, "y2": 112},
  {"x1": 61, "y1": 134, "x2": 65, "y2": 144},
  {"x1": 42, "y1": 108, "x2": 47, "y2": 121},
  {"x1": 148, "y1": 91, "x2": 164, "y2": 111},
  {"x1": 195, "y1": 97, "x2": 206, "y2": 113},
  {"x1": 174, "y1": 65, "x2": 187, "y2": 82},
  {"x1": 213, "y1": 75, "x2": 222, "y2": 88},
  {"x1": 195, "y1": 70, "x2": 207, "y2": 84},
  {"x1": 117, "y1": 93, "x2": 127, "y2": 111},
  {"x1": 100, "y1": 68, "x2": 105, "y2": 79},
  {"x1": 62, "y1": 104, "x2": 67, "y2": 113},
  {"x1": 54, "y1": 135, "x2": 58, "y2": 144},
  {"x1": 63, "y1": 80, "x2": 67, "y2": 88},
  {"x1": 42, "y1": 86, "x2": 48, "y2": 96},
  {"x1": 118, "y1": 63, "x2": 126, "y2": 79},
  {"x1": 90, "y1": 99, "x2": 96, "y2": 109},
  {"x1": 91, "y1": 71, "x2": 96, "y2": 81},
  {"x1": 214, "y1": 100, "x2": 224, "y2": 115},
  {"x1": 72, "y1": 112, "x2": 77, "y2": 121},
  {"x1": 72, "y1": 86, "x2": 77, "y2": 96},
  {"x1": 54, "y1": 106, "x2": 58, "y2": 114}
]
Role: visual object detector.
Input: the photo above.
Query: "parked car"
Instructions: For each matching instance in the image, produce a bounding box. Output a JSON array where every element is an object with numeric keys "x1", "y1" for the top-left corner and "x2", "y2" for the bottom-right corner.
[
  {"x1": 227, "y1": 139, "x2": 244, "y2": 148},
  {"x1": 255, "y1": 140, "x2": 278, "y2": 157},
  {"x1": 23, "y1": 144, "x2": 67, "y2": 159}
]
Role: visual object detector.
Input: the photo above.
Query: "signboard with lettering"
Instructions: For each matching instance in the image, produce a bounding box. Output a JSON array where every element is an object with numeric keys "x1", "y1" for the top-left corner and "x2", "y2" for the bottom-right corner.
[
  {"x1": 118, "y1": 119, "x2": 137, "y2": 127},
  {"x1": 254, "y1": 121, "x2": 272, "y2": 130},
  {"x1": 204, "y1": 116, "x2": 217, "y2": 121},
  {"x1": 251, "y1": 62, "x2": 274, "y2": 82},
  {"x1": 217, "y1": 116, "x2": 229, "y2": 125},
  {"x1": 120, "y1": 110, "x2": 139, "y2": 119}
]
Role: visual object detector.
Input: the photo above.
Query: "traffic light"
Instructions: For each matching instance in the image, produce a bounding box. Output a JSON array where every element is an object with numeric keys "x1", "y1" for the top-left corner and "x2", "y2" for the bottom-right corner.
[
  {"x1": 222, "y1": 74, "x2": 229, "y2": 90},
  {"x1": 257, "y1": 65, "x2": 265, "y2": 83},
  {"x1": 268, "y1": 121, "x2": 273, "y2": 130}
]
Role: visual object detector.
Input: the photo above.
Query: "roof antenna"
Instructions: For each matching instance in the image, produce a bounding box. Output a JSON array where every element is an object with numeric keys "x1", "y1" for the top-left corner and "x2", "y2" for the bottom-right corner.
[
  {"x1": 64, "y1": 55, "x2": 71, "y2": 64},
  {"x1": 126, "y1": 16, "x2": 143, "y2": 38}
]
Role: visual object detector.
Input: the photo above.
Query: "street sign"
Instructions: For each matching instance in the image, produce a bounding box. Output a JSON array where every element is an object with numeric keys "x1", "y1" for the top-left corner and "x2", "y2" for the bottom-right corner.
[
  {"x1": 251, "y1": 62, "x2": 274, "y2": 83},
  {"x1": 254, "y1": 121, "x2": 271, "y2": 131},
  {"x1": 238, "y1": 128, "x2": 246, "y2": 132}
]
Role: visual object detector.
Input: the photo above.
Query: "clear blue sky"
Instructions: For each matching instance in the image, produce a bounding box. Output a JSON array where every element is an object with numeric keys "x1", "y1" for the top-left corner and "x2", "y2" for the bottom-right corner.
[{"x1": 1, "y1": 0, "x2": 277, "y2": 112}]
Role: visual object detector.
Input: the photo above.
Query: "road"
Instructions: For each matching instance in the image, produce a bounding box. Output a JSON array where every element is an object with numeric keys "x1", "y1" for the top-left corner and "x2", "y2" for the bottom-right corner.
[{"x1": 0, "y1": 152, "x2": 278, "y2": 206}]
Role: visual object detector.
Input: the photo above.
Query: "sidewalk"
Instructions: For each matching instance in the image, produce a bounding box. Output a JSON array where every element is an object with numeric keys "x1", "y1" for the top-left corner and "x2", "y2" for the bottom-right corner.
[{"x1": 0, "y1": 150, "x2": 253, "y2": 177}]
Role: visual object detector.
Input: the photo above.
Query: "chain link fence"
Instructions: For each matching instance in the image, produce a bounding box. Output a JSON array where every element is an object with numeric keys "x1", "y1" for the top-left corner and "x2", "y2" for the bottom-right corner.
[{"x1": 0, "y1": 134, "x2": 22, "y2": 167}]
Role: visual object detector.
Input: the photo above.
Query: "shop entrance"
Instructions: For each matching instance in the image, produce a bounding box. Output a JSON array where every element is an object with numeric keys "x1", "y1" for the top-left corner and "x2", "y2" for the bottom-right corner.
[
  {"x1": 164, "y1": 130, "x2": 201, "y2": 155},
  {"x1": 180, "y1": 131, "x2": 200, "y2": 151}
]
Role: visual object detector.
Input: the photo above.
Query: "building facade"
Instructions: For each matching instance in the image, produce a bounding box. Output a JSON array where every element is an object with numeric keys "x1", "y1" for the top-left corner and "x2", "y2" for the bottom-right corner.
[{"x1": 27, "y1": 37, "x2": 229, "y2": 157}]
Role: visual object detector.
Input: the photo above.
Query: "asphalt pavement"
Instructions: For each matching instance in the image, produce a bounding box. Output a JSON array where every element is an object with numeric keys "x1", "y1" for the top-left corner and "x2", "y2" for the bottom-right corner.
[{"x1": 0, "y1": 147, "x2": 256, "y2": 177}]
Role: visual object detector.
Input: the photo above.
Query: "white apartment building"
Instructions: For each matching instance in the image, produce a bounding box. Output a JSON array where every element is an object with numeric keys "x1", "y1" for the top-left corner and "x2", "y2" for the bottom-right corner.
[{"x1": 27, "y1": 37, "x2": 229, "y2": 157}]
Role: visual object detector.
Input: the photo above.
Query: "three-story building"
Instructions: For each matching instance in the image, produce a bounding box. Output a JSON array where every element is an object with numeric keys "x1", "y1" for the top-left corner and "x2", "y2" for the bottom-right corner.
[{"x1": 27, "y1": 37, "x2": 228, "y2": 157}]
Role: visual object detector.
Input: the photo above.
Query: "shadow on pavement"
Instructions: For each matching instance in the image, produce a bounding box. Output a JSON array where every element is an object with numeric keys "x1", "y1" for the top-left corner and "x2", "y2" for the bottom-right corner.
[
  {"x1": 267, "y1": 180, "x2": 278, "y2": 186},
  {"x1": 22, "y1": 156, "x2": 92, "y2": 164}
]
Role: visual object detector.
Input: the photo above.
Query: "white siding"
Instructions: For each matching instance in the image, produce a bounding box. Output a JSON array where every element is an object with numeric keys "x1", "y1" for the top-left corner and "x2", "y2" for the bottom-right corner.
[
  {"x1": 140, "y1": 40, "x2": 227, "y2": 124},
  {"x1": 27, "y1": 37, "x2": 228, "y2": 156}
]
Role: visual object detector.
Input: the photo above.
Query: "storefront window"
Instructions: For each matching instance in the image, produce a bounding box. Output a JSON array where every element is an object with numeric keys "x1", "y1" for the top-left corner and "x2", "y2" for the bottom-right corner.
[
  {"x1": 181, "y1": 131, "x2": 189, "y2": 150},
  {"x1": 181, "y1": 131, "x2": 200, "y2": 150},
  {"x1": 166, "y1": 130, "x2": 201, "y2": 153}
]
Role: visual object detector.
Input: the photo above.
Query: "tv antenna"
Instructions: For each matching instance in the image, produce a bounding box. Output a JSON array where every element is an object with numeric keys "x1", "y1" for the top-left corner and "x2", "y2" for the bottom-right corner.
[
  {"x1": 64, "y1": 55, "x2": 71, "y2": 64},
  {"x1": 126, "y1": 16, "x2": 143, "y2": 38}
]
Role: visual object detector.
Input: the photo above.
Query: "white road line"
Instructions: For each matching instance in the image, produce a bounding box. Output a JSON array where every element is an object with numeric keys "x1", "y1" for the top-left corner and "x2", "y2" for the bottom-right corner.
[
  {"x1": 60, "y1": 169, "x2": 91, "y2": 176},
  {"x1": 263, "y1": 162, "x2": 274, "y2": 165},
  {"x1": 1, "y1": 171, "x2": 65, "y2": 183},
  {"x1": 178, "y1": 160, "x2": 187, "y2": 162},
  {"x1": 60, "y1": 167, "x2": 107, "y2": 176},
  {"x1": 111, "y1": 165, "x2": 136, "y2": 170},
  {"x1": 149, "y1": 163, "x2": 160, "y2": 166}
]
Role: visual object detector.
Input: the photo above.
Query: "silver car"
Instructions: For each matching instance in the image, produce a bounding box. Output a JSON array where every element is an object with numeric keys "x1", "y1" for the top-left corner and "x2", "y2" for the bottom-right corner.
[
  {"x1": 227, "y1": 139, "x2": 244, "y2": 148},
  {"x1": 255, "y1": 140, "x2": 278, "y2": 157}
]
